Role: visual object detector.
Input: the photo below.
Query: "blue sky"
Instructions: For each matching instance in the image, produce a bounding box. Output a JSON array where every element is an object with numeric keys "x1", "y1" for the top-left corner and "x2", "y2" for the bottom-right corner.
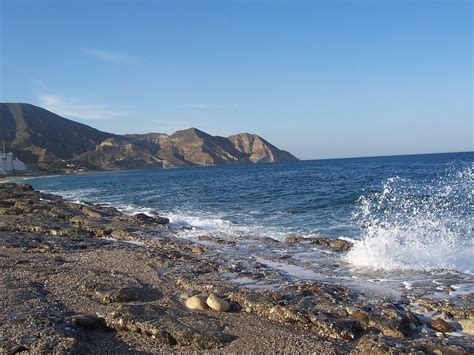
[{"x1": 1, "y1": 0, "x2": 472, "y2": 159}]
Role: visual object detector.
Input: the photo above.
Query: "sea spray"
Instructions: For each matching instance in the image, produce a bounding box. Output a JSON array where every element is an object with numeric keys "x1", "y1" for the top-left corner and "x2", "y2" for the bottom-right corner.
[{"x1": 345, "y1": 165, "x2": 473, "y2": 273}]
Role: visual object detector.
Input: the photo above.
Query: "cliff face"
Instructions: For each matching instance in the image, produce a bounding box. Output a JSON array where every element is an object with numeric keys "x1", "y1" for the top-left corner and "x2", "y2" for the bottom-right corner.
[
  {"x1": 0, "y1": 103, "x2": 114, "y2": 164},
  {"x1": 228, "y1": 133, "x2": 297, "y2": 163},
  {"x1": 0, "y1": 103, "x2": 298, "y2": 172}
]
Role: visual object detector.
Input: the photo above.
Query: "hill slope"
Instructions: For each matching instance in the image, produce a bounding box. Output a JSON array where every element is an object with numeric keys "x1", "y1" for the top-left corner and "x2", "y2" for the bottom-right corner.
[{"x1": 0, "y1": 103, "x2": 298, "y2": 172}]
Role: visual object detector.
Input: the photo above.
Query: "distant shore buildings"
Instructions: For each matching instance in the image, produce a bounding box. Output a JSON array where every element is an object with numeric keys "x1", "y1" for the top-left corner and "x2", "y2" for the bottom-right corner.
[{"x1": 0, "y1": 151, "x2": 27, "y2": 174}]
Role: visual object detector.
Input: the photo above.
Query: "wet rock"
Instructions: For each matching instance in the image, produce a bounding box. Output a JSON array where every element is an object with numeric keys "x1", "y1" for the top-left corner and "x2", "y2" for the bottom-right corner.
[
  {"x1": 206, "y1": 294, "x2": 230, "y2": 312},
  {"x1": 353, "y1": 311, "x2": 371, "y2": 323},
  {"x1": 133, "y1": 212, "x2": 169, "y2": 225},
  {"x1": 285, "y1": 235, "x2": 353, "y2": 251},
  {"x1": 417, "y1": 298, "x2": 474, "y2": 319},
  {"x1": 186, "y1": 295, "x2": 209, "y2": 311},
  {"x1": 197, "y1": 235, "x2": 236, "y2": 245},
  {"x1": 381, "y1": 327, "x2": 405, "y2": 338},
  {"x1": 431, "y1": 318, "x2": 453, "y2": 333},
  {"x1": 0, "y1": 183, "x2": 34, "y2": 192},
  {"x1": 457, "y1": 318, "x2": 474, "y2": 334}
]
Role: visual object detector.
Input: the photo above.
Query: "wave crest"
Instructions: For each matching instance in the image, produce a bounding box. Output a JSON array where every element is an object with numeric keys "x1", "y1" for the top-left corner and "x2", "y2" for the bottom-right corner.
[{"x1": 344, "y1": 165, "x2": 473, "y2": 273}]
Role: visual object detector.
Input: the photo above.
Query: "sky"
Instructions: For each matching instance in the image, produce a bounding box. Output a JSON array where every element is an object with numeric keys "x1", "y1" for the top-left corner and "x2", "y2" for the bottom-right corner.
[{"x1": 0, "y1": 0, "x2": 472, "y2": 160}]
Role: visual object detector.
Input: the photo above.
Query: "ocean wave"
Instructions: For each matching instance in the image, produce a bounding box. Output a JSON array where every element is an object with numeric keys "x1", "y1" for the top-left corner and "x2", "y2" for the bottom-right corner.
[
  {"x1": 344, "y1": 166, "x2": 473, "y2": 274},
  {"x1": 165, "y1": 210, "x2": 294, "y2": 242}
]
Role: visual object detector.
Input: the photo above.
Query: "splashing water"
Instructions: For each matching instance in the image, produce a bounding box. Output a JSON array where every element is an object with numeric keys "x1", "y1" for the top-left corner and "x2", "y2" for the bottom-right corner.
[{"x1": 345, "y1": 165, "x2": 473, "y2": 273}]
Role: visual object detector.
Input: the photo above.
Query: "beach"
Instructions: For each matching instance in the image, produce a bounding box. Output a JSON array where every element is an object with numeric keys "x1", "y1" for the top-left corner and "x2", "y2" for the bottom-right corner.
[{"x1": 0, "y1": 182, "x2": 472, "y2": 353}]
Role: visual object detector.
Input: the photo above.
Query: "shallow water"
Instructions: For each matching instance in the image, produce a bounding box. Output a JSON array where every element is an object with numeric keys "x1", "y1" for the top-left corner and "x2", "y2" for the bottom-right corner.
[{"x1": 21, "y1": 152, "x2": 473, "y2": 299}]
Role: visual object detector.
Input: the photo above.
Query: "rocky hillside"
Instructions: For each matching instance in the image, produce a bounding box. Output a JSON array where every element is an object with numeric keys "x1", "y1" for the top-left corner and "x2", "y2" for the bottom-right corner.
[{"x1": 0, "y1": 103, "x2": 298, "y2": 172}]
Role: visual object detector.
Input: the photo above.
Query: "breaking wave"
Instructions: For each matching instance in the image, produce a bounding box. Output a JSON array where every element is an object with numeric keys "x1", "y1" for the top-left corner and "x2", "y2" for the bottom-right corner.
[{"x1": 345, "y1": 165, "x2": 473, "y2": 273}]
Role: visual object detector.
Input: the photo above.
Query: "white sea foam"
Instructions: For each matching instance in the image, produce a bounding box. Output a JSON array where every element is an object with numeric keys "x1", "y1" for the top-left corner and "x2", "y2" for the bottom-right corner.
[
  {"x1": 166, "y1": 210, "x2": 292, "y2": 242},
  {"x1": 345, "y1": 166, "x2": 473, "y2": 274}
]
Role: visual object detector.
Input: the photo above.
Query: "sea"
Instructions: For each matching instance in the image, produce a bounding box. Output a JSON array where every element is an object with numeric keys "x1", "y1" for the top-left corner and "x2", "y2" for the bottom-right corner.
[{"x1": 18, "y1": 151, "x2": 473, "y2": 301}]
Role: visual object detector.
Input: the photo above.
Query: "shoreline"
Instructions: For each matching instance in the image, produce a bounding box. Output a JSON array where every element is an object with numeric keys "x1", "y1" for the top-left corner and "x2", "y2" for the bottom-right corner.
[{"x1": 0, "y1": 183, "x2": 472, "y2": 353}]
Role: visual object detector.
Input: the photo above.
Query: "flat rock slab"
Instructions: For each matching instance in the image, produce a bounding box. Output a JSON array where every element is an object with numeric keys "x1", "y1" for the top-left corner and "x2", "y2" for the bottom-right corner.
[{"x1": 106, "y1": 303, "x2": 232, "y2": 349}]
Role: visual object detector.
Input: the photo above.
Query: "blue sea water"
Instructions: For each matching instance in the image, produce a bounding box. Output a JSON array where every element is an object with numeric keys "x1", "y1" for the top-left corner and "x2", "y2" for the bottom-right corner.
[{"x1": 20, "y1": 152, "x2": 473, "y2": 295}]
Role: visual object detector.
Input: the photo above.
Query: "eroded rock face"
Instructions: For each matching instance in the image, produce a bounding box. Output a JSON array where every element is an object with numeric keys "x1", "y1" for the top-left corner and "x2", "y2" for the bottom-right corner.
[{"x1": 227, "y1": 133, "x2": 298, "y2": 163}]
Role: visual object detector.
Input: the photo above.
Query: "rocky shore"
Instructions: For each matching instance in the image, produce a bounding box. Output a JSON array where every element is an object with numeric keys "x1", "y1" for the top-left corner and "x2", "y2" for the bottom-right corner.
[{"x1": 0, "y1": 183, "x2": 472, "y2": 354}]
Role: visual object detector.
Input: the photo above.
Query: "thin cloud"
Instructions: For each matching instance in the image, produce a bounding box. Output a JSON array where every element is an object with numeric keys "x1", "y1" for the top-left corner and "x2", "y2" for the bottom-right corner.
[
  {"x1": 39, "y1": 94, "x2": 129, "y2": 120},
  {"x1": 82, "y1": 47, "x2": 139, "y2": 63},
  {"x1": 183, "y1": 102, "x2": 239, "y2": 109}
]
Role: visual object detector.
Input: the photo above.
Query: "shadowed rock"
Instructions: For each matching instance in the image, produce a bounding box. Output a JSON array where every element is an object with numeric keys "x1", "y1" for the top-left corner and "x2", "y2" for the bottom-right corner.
[{"x1": 286, "y1": 236, "x2": 353, "y2": 251}]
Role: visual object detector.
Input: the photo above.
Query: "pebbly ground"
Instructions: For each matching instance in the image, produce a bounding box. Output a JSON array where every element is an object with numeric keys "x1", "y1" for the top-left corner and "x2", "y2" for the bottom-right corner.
[{"x1": 0, "y1": 183, "x2": 472, "y2": 354}]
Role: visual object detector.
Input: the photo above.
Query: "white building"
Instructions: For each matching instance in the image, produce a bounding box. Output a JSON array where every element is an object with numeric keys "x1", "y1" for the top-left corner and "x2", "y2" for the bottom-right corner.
[{"x1": 0, "y1": 151, "x2": 27, "y2": 174}]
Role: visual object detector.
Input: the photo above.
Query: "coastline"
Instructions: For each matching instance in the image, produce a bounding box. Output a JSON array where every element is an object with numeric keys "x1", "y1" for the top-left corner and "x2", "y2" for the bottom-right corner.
[{"x1": 0, "y1": 183, "x2": 472, "y2": 353}]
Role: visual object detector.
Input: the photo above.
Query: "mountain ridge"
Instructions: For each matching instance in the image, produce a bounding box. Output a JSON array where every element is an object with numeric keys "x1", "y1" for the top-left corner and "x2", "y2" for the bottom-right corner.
[{"x1": 0, "y1": 103, "x2": 298, "y2": 172}]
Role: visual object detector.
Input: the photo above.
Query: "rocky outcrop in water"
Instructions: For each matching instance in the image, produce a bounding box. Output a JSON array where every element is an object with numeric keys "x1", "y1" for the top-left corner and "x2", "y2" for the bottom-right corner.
[
  {"x1": 0, "y1": 183, "x2": 472, "y2": 353},
  {"x1": 0, "y1": 103, "x2": 298, "y2": 172}
]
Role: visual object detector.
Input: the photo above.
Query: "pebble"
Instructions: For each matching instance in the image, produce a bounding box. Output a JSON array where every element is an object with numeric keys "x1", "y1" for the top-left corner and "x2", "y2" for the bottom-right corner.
[
  {"x1": 185, "y1": 295, "x2": 209, "y2": 310},
  {"x1": 206, "y1": 294, "x2": 230, "y2": 312}
]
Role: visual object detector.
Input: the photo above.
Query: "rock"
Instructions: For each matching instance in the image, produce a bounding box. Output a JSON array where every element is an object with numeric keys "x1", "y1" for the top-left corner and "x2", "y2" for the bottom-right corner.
[
  {"x1": 105, "y1": 304, "x2": 230, "y2": 349},
  {"x1": 351, "y1": 333, "x2": 392, "y2": 354},
  {"x1": 351, "y1": 310, "x2": 370, "y2": 323},
  {"x1": 285, "y1": 235, "x2": 353, "y2": 251},
  {"x1": 206, "y1": 294, "x2": 230, "y2": 312},
  {"x1": 96, "y1": 287, "x2": 146, "y2": 304},
  {"x1": 457, "y1": 318, "x2": 474, "y2": 334},
  {"x1": 133, "y1": 212, "x2": 169, "y2": 225},
  {"x1": 7, "y1": 310, "x2": 26, "y2": 322},
  {"x1": 81, "y1": 206, "x2": 105, "y2": 218},
  {"x1": 432, "y1": 345, "x2": 469, "y2": 355},
  {"x1": 192, "y1": 246, "x2": 205, "y2": 255},
  {"x1": 186, "y1": 296, "x2": 209, "y2": 311},
  {"x1": 73, "y1": 315, "x2": 108, "y2": 330},
  {"x1": 431, "y1": 318, "x2": 453, "y2": 333},
  {"x1": 381, "y1": 327, "x2": 404, "y2": 338}
]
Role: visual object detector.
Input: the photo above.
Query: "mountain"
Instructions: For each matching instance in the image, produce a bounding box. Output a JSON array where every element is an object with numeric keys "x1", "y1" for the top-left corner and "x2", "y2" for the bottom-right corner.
[{"x1": 0, "y1": 103, "x2": 298, "y2": 172}]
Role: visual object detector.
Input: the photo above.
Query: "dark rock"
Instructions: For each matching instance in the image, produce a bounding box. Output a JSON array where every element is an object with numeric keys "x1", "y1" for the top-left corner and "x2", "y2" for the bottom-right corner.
[
  {"x1": 285, "y1": 236, "x2": 353, "y2": 251},
  {"x1": 133, "y1": 212, "x2": 169, "y2": 225},
  {"x1": 73, "y1": 315, "x2": 108, "y2": 331},
  {"x1": 431, "y1": 318, "x2": 454, "y2": 333}
]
